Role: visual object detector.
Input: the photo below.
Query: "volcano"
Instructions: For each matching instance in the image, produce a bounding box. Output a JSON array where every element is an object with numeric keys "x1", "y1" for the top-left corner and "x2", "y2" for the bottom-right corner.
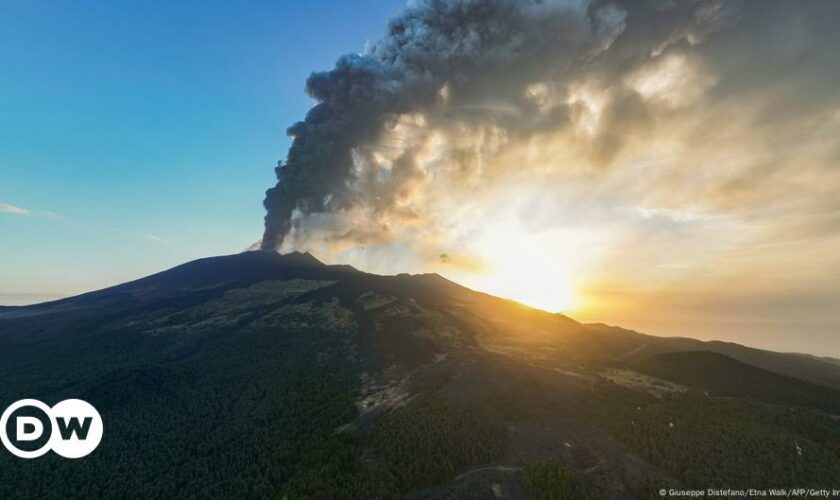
[{"x1": 2, "y1": 252, "x2": 840, "y2": 499}]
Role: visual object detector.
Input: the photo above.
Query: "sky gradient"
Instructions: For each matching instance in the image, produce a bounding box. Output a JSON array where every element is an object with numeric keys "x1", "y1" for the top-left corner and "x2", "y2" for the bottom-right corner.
[
  {"x1": 2, "y1": 1, "x2": 839, "y2": 357},
  {"x1": 1, "y1": 0, "x2": 404, "y2": 297}
]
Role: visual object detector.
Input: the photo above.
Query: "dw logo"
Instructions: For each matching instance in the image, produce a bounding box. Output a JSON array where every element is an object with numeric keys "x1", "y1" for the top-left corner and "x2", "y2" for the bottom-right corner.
[{"x1": 0, "y1": 399, "x2": 103, "y2": 459}]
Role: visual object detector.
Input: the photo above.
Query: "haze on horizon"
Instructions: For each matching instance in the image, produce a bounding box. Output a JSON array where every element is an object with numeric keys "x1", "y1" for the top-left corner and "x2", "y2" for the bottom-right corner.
[{"x1": 2, "y1": 0, "x2": 840, "y2": 357}]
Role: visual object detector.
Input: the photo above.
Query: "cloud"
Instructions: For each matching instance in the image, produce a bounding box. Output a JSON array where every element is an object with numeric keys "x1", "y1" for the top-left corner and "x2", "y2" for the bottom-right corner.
[
  {"x1": 145, "y1": 234, "x2": 173, "y2": 245},
  {"x1": 272, "y1": 0, "x2": 840, "y2": 258},
  {"x1": 635, "y1": 207, "x2": 717, "y2": 224},
  {"x1": 261, "y1": 0, "x2": 750, "y2": 256},
  {"x1": 0, "y1": 203, "x2": 32, "y2": 215},
  {"x1": 0, "y1": 202, "x2": 64, "y2": 219}
]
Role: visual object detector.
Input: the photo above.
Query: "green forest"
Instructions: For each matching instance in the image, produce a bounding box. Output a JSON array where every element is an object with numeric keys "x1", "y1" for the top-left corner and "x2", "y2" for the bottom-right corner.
[{"x1": 3, "y1": 255, "x2": 840, "y2": 499}]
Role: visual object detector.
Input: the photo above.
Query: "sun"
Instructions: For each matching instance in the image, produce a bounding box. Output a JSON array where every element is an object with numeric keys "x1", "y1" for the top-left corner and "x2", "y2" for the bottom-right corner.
[{"x1": 456, "y1": 223, "x2": 583, "y2": 314}]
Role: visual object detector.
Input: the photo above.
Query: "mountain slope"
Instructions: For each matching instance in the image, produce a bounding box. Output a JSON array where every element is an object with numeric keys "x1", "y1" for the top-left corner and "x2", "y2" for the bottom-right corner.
[
  {"x1": 589, "y1": 323, "x2": 840, "y2": 391},
  {"x1": 1, "y1": 252, "x2": 840, "y2": 499},
  {"x1": 631, "y1": 351, "x2": 840, "y2": 413}
]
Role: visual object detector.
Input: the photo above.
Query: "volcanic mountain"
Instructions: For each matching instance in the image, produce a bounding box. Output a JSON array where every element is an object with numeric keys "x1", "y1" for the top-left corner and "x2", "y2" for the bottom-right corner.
[{"x1": 2, "y1": 251, "x2": 840, "y2": 499}]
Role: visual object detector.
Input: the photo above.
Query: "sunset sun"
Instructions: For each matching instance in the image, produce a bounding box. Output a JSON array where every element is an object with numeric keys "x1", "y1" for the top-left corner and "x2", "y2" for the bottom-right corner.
[{"x1": 458, "y1": 223, "x2": 583, "y2": 314}]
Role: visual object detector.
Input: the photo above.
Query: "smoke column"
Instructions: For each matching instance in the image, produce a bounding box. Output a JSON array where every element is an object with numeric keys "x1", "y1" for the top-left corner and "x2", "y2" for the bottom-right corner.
[{"x1": 261, "y1": 0, "x2": 727, "y2": 250}]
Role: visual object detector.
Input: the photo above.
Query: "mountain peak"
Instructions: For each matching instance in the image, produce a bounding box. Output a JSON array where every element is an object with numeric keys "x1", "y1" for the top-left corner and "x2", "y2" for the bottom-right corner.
[{"x1": 280, "y1": 250, "x2": 324, "y2": 266}]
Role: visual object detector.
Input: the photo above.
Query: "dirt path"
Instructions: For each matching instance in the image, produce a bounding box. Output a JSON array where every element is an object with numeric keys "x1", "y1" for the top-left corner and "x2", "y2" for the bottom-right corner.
[{"x1": 454, "y1": 465, "x2": 522, "y2": 481}]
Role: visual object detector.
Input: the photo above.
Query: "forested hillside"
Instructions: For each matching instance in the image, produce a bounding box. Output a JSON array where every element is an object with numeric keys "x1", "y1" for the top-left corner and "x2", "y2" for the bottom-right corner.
[{"x1": 2, "y1": 252, "x2": 839, "y2": 499}]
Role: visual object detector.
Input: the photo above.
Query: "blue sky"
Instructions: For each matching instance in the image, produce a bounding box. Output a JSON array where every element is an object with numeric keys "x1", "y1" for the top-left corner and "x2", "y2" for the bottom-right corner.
[{"x1": 0, "y1": 0, "x2": 406, "y2": 303}]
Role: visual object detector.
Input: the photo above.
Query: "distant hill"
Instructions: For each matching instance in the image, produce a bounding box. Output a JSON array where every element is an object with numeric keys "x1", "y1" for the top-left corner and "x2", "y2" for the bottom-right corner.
[
  {"x1": 2, "y1": 251, "x2": 840, "y2": 499},
  {"x1": 591, "y1": 324, "x2": 840, "y2": 391},
  {"x1": 631, "y1": 351, "x2": 840, "y2": 414}
]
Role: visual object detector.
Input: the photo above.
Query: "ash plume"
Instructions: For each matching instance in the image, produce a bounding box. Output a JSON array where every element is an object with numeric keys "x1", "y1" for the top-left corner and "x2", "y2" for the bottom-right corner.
[
  {"x1": 262, "y1": 0, "x2": 840, "y2": 257},
  {"x1": 261, "y1": 0, "x2": 639, "y2": 250}
]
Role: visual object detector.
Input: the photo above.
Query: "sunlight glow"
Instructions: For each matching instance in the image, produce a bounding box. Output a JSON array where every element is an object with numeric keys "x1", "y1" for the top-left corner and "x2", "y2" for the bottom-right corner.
[{"x1": 458, "y1": 223, "x2": 584, "y2": 314}]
